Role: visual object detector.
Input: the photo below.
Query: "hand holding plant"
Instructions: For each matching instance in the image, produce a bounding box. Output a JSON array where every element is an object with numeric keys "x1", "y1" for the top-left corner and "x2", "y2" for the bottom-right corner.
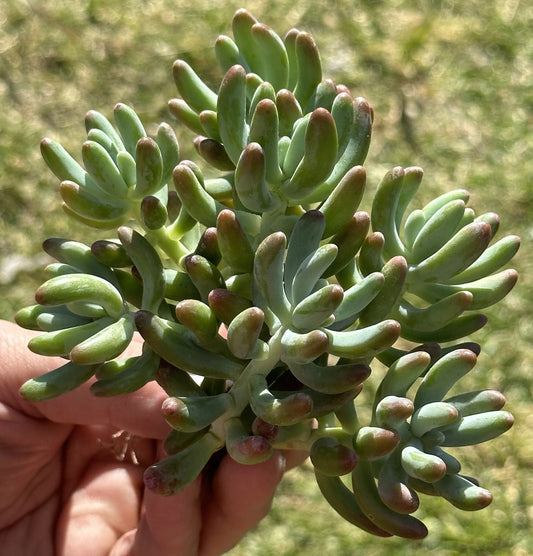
[
  {"x1": 15, "y1": 8, "x2": 520, "y2": 542},
  {"x1": 0, "y1": 320, "x2": 306, "y2": 555}
]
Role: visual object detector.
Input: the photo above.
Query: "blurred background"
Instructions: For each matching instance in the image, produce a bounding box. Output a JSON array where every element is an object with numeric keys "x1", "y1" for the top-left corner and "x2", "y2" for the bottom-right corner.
[{"x1": 1, "y1": 0, "x2": 531, "y2": 553}]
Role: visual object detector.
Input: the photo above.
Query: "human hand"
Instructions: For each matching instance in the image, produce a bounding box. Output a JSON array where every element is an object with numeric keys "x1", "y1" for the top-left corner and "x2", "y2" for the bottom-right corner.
[{"x1": 0, "y1": 320, "x2": 308, "y2": 555}]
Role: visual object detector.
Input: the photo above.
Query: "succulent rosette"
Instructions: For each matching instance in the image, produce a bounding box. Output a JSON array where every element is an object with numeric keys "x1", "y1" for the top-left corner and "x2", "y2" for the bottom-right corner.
[
  {"x1": 354, "y1": 166, "x2": 521, "y2": 343},
  {"x1": 15, "y1": 8, "x2": 519, "y2": 540}
]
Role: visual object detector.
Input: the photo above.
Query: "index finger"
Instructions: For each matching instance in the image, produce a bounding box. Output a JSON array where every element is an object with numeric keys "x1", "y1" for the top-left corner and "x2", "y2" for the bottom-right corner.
[{"x1": 0, "y1": 319, "x2": 170, "y2": 440}]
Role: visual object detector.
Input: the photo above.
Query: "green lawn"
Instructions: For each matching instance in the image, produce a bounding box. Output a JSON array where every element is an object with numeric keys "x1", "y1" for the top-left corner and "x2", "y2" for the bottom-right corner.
[{"x1": 1, "y1": 0, "x2": 532, "y2": 553}]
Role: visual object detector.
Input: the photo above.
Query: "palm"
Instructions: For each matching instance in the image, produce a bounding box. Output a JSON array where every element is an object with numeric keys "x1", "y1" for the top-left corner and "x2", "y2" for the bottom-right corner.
[{"x1": 0, "y1": 417, "x2": 153, "y2": 554}]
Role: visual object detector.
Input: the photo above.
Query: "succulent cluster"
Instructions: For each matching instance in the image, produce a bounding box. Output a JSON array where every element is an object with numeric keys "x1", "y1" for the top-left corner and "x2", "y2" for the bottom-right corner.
[{"x1": 16, "y1": 9, "x2": 520, "y2": 540}]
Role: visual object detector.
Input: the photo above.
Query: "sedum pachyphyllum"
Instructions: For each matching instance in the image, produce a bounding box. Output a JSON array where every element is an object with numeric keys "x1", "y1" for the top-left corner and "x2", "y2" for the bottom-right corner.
[{"x1": 16, "y1": 8, "x2": 520, "y2": 540}]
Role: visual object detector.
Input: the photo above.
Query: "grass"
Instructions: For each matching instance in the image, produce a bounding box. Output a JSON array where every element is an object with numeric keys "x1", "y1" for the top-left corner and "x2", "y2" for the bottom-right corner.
[{"x1": 1, "y1": 0, "x2": 532, "y2": 553}]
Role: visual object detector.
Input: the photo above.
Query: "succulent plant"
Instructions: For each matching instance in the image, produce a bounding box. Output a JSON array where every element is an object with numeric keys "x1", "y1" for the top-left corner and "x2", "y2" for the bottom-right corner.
[{"x1": 16, "y1": 8, "x2": 520, "y2": 540}]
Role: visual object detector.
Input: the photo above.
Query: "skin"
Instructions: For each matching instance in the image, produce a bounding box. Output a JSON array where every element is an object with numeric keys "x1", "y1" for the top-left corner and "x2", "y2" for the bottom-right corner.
[{"x1": 0, "y1": 320, "x2": 308, "y2": 555}]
